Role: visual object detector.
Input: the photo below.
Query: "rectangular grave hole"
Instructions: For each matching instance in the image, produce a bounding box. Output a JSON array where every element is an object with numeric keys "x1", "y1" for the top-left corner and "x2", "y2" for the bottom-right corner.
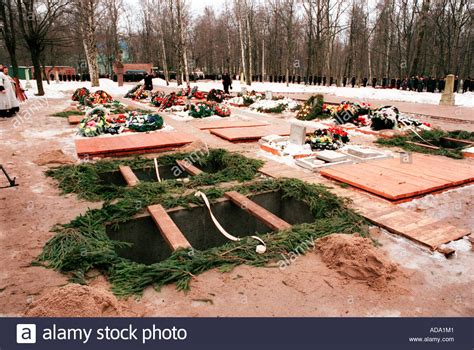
[
  {"x1": 106, "y1": 215, "x2": 173, "y2": 265},
  {"x1": 249, "y1": 190, "x2": 315, "y2": 225},
  {"x1": 169, "y1": 190, "x2": 314, "y2": 251},
  {"x1": 105, "y1": 191, "x2": 315, "y2": 264},
  {"x1": 98, "y1": 164, "x2": 190, "y2": 186}
]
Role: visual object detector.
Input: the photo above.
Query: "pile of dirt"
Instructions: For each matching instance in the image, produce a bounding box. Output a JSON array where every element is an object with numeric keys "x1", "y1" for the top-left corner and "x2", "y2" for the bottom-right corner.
[
  {"x1": 179, "y1": 139, "x2": 209, "y2": 153},
  {"x1": 316, "y1": 234, "x2": 399, "y2": 290},
  {"x1": 25, "y1": 284, "x2": 123, "y2": 317},
  {"x1": 34, "y1": 150, "x2": 75, "y2": 166}
]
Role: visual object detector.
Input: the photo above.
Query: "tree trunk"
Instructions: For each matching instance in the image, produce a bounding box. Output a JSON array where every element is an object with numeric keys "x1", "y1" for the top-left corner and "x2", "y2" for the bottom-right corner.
[
  {"x1": 177, "y1": 0, "x2": 189, "y2": 86},
  {"x1": 237, "y1": 0, "x2": 248, "y2": 85},
  {"x1": 31, "y1": 49, "x2": 45, "y2": 96},
  {"x1": 411, "y1": 0, "x2": 430, "y2": 76}
]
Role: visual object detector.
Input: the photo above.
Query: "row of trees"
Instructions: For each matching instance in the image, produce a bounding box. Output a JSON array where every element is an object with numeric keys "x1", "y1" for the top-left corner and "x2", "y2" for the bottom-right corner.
[{"x1": 1, "y1": 0, "x2": 472, "y2": 95}]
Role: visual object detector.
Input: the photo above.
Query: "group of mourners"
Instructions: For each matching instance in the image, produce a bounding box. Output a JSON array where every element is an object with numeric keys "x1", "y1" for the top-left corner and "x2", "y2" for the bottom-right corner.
[
  {"x1": 342, "y1": 75, "x2": 473, "y2": 93},
  {"x1": 0, "y1": 64, "x2": 26, "y2": 118},
  {"x1": 230, "y1": 73, "x2": 472, "y2": 94}
]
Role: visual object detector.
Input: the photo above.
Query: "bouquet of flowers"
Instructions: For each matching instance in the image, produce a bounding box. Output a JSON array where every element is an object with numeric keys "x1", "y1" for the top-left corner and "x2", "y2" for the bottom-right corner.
[
  {"x1": 296, "y1": 95, "x2": 328, "y2": 121},
  {"x1": 328, "y1": 101, "x2": 372, "y2": 126},
  {"x1": 78, "y1": 106, "x2": 109, "y2": 137},
  {"x1": 150, "y1": 91, "x2": 166, "y2": 107},
  {"x1": 306, "y1": 127, "x2": 350, "y2": 150},
  {"x1": 241, "y1": 91, "x2": 264, "y2": 106},
  {"x1": 126, "y1": 85, "x2": 149, "y2": 100},
  {"x1": 125, "y1": 84, "x2": 141, "y2": 99},
  {"x1": 84, "y1": 90, "x2": 113, "y2": 106},
  {"x1": 189, "y1": 102, "x2": 215, "y2": 118},
  {"x1": 72, "y1": 87, "x2": 90, "y2": 104},
  {"x1": 214, "y1": 104, "x2": 231, "y2": 117},
  {"x1": 207, "y1": 89, "x2": 226, "y2": 103},
  {"x1": 370, "y1": 106, "x2": 399, "y2": 130},
  {"x1": 126, "y1": 112, "x2": 164, "y2": 132},
  {"x1": 158, "y1": 93, "x2": 182, "y2": 110},
  {"x1": 194, "y1": 91, "x2": 206, "y2": 100}
]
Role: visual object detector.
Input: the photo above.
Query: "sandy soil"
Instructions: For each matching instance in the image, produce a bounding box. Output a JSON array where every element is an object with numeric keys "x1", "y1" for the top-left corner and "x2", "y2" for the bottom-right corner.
[{"x1": 0, "y1": 93, "x2": 472, "y2": 317}]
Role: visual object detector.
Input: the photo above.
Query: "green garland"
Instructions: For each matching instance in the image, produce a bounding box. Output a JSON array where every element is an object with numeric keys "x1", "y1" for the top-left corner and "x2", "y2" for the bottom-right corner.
[
  {"x1": 35, "y1": 178, "x2": 368, "y2": 296},
  {"x1": 376, "y1": 129, "x2": 474, "y2": 159},
  {"x1": 46, "y1": 149, "x2": 264, "y2": 201}
]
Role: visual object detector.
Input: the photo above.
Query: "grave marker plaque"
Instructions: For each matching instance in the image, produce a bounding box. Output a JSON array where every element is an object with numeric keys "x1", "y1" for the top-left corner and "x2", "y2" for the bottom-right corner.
[{"x1": 289, "y1": 123, "x2": 306, "y2": 145}]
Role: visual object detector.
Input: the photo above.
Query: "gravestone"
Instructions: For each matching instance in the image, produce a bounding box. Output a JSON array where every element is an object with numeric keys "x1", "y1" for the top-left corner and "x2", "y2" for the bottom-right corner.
[
  {"x1": 241, "y1": 87, "x2": 247, "y2": 95},
  {"x1": 265, "y1": 90, "x2": 273, "y2": 100},
  {"x1": 25, "y1": 69, "x2": 32, "y2": 89},
  {"x1": 440, "y1": 74, "x2": 455, "y2": 106},
  {"x1": 54, "y1": 70, "x2": 60, "y2": 83},
  {"x1": 289, "y1": 123, "x2": 306, "y2": 145}
]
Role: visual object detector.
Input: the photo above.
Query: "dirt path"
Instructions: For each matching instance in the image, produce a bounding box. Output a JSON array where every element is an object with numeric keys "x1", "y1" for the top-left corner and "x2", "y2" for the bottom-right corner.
[{"x1": 0, "y1": 94, "x2": 472, "y2": 317}]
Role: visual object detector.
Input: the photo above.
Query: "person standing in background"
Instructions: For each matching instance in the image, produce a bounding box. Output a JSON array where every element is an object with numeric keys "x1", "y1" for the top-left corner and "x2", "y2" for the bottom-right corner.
[
  {"x1": 0, "y1": 64, "x2": 20, "y2": 118},
  {"x1": 144, "y1": 72, "x2": 154, "y2": 91},
  {"x1": 222, "y1": 72, "x2": 232, "y2": 94}
]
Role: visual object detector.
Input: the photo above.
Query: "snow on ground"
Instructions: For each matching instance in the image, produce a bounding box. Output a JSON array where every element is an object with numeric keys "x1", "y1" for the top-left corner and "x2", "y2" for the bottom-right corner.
[
  {"x1": 21, "y1": 78, "x2": 132, "y2": 100},
  {"x1": 155, "y1": 78, "x2": 474, "y2": 107},
  {"x1": 19, "y1": 78, "x2": 474, "y2": 107}
]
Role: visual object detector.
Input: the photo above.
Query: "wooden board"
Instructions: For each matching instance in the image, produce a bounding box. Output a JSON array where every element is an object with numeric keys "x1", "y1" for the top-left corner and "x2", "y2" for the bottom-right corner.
[
  {"x1": 260, "y1": 159, "x2": 470, "y2": 250},
  {"x1": 119, "y1": 165, "x2": 140, "y2": 186},
  {"x1": 148, "y1": 204, "x2": 192, "y2": 251},
  {"x1": 75, "y1": 132, "x2": 197, "y2": 158},
  {"x1": 196, "y1": 120, "x2": 269, "y2": 130},
  {"x1": 209, "y1": 126, "x2": 291, "y2": 142},
  {"x1": 224, "y1": 191, "x2": 291, "y2": 231},
  {"x1": 320, "y1": 154, "x2": 474, "y2": 201}
]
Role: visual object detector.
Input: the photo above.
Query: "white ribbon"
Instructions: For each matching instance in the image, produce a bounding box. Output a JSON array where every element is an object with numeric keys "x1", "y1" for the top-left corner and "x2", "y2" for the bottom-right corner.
[
  {"x1": 195, "y1": 191, "x2": 266, "y2": 254},
  {"x1": 153, "y1": 158, "x2": 162, "y2": 182}
]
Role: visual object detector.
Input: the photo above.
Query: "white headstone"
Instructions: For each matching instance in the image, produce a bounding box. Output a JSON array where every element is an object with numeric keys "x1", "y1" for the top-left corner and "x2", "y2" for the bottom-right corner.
[
  {"x1": 289, "y1": 123, "x2": 306, "y2": 145},
  {"x1": 265, "y1": 90, "x2": 273, "y2": 100},
  {"x1": 25, "y1": 68, "x2": 32, "y2": 89},
  {"x1": 241, "y1": 87, "x2": 247, "y2": 95}
]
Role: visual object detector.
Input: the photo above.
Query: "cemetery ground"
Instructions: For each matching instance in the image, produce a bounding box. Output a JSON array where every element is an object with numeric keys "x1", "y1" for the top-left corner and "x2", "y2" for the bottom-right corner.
[{"x1": 0, "y1": 82, "x2": 472, "y2": 317}]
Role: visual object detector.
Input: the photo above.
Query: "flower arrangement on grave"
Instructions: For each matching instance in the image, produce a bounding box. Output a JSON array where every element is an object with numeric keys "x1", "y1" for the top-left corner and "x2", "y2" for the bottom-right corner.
[
  {"x1": 125, "y1": 84, "x2": 141, "y2": 99},
  {"x1": 214, "y1": 104, "x2": 231, "y2": 117},
  {"x1": 241, "y1": 91, "x2": 264, "y2": 106},
  {"x1": 256, "y1": 102, "x2": 288, "y2": 114},
  {"x1": 125, "y1": 85, "x2": 149, "y2": 100},
  {"x1": 296, "y1": 94, "x2": 328, "y2": 121},
  {"x1": 110, "y1": 114, "x2": 127, "y2": 124},
  {"x1": 72, "y1": 87, "x2": 90, "y2": 104},
  {"x1": 325, "y1": 101, "x2": 373, "y2": 126},
  {"x1": 194, "y1": 91, "x2": 206, "y2": 100},
  {"x1": 306, "y1": 127, "x2": 349, "y2": 150},
  {"x1": 371, "y1": 106, "x2": 431, "y2": 131},
  {"x1": 126, "y1": 112, "x2": 164, "y2": 132},
  {"x1": 84, "y1": 90, "x2": 113, "y2": 106},
  {"x1": 150, "y1": 91, "x2": 166, "y2": 107},
  {"x1": 159, "y1": 92, "x2": 180, "y2": 110},
  {"x1": 207, "y1": 89, "x2": 226, "y2": 103},
  {"x1": 370, "y1": 106, "x2": 399, "y2": 130},
  {"x1": 189, "y1": 102, "x2": 215, "y2": 118},
  {"x1": 78, "y1": 106, "x2": 109, "y2": 137}
]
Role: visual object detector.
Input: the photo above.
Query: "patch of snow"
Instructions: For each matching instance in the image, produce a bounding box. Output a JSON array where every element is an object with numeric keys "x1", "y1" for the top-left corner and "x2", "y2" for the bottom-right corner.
[
  {"x1": 21, "y1": 78, "x2": 133, "y2": 100},
  {"x1": 154, "y1": 78, "x2": 474, "y2": 107}
]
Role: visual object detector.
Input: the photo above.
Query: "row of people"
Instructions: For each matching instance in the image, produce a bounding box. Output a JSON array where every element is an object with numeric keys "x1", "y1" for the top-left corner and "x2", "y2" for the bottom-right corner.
[{"x1": 228, "y1": 74, "x2": 472, "y2": 93}]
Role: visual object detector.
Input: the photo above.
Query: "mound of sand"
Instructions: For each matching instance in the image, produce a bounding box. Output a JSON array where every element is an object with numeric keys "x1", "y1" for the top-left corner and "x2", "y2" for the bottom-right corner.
[
  {"x1": 25, "y1": 284, "x2": 123, "y2": 317},
  {"x1": 316, "y1": 234, "x2": 399, "y2": 290},
  {"x1": 34, "y1": 150, "x2": 75, "y2": 166}
]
